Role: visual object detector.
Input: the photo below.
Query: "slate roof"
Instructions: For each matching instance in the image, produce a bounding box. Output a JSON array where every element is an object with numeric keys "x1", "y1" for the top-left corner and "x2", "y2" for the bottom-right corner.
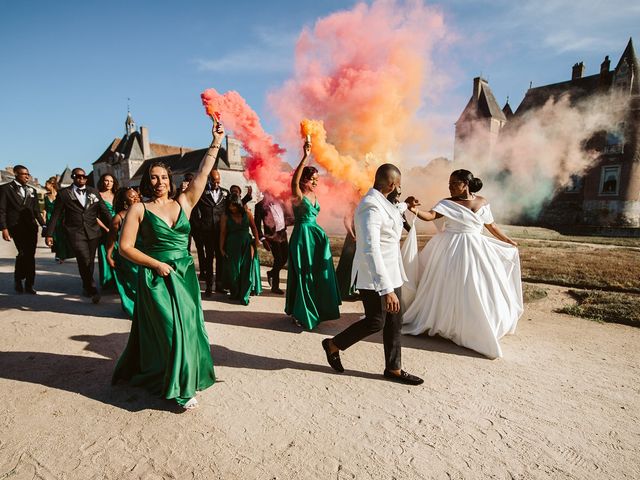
[
  {"x1": 93, "y1": 135, "x2": 191, "y2": 166},
  {"x1": 456, "y1": 78, "x2": 507, "y2": 124},
  {"x1": 516, "y1": 38, "x2": 638, "y2": 116},
  {"x1": 128, "y1": 146, "x2": 238, "y2": 185}
]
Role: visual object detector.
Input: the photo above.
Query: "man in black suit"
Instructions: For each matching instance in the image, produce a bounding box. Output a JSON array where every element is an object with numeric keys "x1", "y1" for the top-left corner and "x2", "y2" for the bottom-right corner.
[
  {"x1": 191, "y1": 168, "x2": 228, "y2": 296},
  {"x1": 254, "y1": 191, "x2": 291, "y2": 295},
  {"x1": 0, "y1": 165, "x2": 45, "y2": 294},
  {"x1": 45, "y1": 167, "x2": 113, "y2": 303}
]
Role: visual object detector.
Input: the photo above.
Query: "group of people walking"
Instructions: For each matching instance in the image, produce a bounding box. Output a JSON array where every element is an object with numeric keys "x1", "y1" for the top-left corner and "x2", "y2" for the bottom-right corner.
[{"x1": 1, "y1": 117, "x2": 523, "y2": 409}]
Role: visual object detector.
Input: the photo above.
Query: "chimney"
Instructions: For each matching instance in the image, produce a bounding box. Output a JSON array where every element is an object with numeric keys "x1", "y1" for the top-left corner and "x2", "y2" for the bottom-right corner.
[
  {"x1": 140, "y1": 126, "x2": 151, "y2": 159},
  {"x1": 472, "y1": 77, "x2": 487, "y2": 100},
  {"x1": 600, "y1": 55, "x2": 610, "y2": 75},
  {"x1": 572, "y1": 62, "x2": 585, "y2": 80}
]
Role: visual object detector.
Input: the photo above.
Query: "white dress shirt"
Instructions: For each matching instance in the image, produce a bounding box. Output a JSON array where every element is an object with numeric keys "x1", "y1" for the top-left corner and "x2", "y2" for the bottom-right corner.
[{"x1": 74, "y1": 186, "x2": 87, "y2": 207}]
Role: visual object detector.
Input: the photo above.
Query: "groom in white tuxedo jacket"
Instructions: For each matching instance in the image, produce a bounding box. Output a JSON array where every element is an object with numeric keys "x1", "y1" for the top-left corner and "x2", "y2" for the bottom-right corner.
[{"x1": 322, "y1": 164, "x2": 424, "y2": 385}]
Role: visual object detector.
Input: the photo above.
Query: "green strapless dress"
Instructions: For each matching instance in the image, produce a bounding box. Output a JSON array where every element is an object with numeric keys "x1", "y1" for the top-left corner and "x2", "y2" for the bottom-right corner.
[
  {"x1": 112, "y1": 207, "x2": 216, "y2": 406},
  {"x1": 223, "y1": 212, "x2": 262, "y2": 305},
  {"x1": 285, "y1": 196, "x2": 341, "y2": 329},
  {"x1": 112, "y1": 213, "x2": 139, "y2": 318},
  {"x1": 44, "y1": 196, "x2": 74, "y2": 260},
  {"x1": 98, "y1": 200, "x2": 116, "y2": 291}
]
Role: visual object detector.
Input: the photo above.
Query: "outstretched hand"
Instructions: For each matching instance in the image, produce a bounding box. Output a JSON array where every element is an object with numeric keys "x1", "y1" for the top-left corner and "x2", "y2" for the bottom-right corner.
[
  {"x1": 404, "y1": 196, "x2": 421, "y2": 210},
  {"x1": 303, "y1": 141, "x2": 311, "y2": 158}
]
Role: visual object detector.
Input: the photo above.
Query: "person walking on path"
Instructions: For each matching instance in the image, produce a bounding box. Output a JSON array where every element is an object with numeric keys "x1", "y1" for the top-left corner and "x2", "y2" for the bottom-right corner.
[
  {"x1": 0, "y1": 164, "x2": 45, "y2": 294},
  {"x1": 45, "y1": 167, "x2": 113, "y2": 303},
  {"x1": 321, "y1": 164, "x2": 424, "y2": 385}
]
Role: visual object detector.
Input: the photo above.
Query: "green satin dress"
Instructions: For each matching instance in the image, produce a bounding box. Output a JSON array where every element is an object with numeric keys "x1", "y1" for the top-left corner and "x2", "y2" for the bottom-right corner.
[
  {"x1": 98, "y1": 200, "x2": 116, "y2": 291},
  {"x1": 285, "y1": 196, "x2": 341, "y2": 329},
  {"x1": 223, "y1": 212, "x2": 262, "y2": 305},
  {"x1": 112, "y1": 212, "x2": 138, "y2": 318},
  {"x1": 44, "y1": 196, "x2": 74, "y2": 260},
  {"x1": 112, "y1": 206, "x2": 216, "y2": 406}
]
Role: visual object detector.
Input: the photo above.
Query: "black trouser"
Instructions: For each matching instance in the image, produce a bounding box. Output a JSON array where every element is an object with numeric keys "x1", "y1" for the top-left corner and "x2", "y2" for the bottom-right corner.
[
  {"x1": 194, "y1": 226, "x2": 224, "y2": 290},
  {"x1": 268, "y1": 237, "x2": 288, "y2": 290},
  {"x1": 333, "y1": 287, "x2": 402, "y2": 370},
  {"x1": 10, "y1": 226, "x2": 38, "y2": 286},
  {"x1": 70, "y1": 235, "x2": 100, "y2": 294}
]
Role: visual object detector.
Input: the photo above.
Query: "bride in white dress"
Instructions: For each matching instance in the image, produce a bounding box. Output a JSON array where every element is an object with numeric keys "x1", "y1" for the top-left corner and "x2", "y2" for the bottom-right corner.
[{"x1": 401, "y1": 170, "x2": 523, "y2": 359}]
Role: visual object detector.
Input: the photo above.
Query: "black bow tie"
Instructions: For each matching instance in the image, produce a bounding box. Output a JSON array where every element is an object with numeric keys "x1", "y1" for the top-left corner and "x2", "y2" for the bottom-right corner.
[{"x1": 77, "y1": 188, "x2": 86, "y2": 194}]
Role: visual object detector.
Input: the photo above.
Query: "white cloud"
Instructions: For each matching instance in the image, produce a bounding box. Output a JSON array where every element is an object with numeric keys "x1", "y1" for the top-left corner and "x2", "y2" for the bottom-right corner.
[{"x1": 195, "y1": 25, "x2": 298, "y2": 74}]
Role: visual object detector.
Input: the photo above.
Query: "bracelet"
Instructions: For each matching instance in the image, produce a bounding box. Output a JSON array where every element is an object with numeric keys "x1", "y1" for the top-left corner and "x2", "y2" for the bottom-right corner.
[{"x1": 210, "y1": 144, "x2": 221, "y2": 149}]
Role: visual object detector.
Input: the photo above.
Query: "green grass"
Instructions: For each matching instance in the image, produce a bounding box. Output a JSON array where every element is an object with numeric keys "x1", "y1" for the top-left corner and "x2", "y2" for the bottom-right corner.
[
  {"x1": 558, "y1": 290, "x2": 640, "y2": 327},
  {"x1": 523, "y1": 284, "x2": 548, "y2": 303}
]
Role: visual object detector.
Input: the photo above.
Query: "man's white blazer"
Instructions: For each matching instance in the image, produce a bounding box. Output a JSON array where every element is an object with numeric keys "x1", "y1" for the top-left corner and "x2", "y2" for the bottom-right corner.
[{"x1": 351, "y1": 188, "x2": 408, "y2": 293}]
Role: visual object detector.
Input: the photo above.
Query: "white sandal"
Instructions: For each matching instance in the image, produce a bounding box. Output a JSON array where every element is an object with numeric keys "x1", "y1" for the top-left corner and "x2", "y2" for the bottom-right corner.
[{"x1": 182, "y1": 397, "x2": 198, "y2": 410}]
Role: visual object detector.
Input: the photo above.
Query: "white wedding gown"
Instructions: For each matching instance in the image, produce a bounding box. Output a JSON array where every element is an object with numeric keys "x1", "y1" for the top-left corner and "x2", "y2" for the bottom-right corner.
[{"x1": 401, "y1": 199, "x2": 523, "y2": 359}]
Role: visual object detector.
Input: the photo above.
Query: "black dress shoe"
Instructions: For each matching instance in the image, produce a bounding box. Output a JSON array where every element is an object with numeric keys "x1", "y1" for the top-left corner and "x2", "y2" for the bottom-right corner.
[
  {"x1": 91, "y1": 292, "x2": 101, "y2": 304},
  {"x1": 204, "y1": 288, "x2": 212, "y2": 297},
  {"x1": 24, "y1": 285, "x2": 37, "y2": 294},
  {"x1": 14, "y1": 281, "x2": 24, "y2": 293},
  {"x1": 383, "y1": 369, "x2": 424, "y2": 386},
  {"x1": 322, "y1": 339, "x2": 344, "y2": 373},
  {"x1": 271, "y1": 287, "x2": 284, "y2": 295}
]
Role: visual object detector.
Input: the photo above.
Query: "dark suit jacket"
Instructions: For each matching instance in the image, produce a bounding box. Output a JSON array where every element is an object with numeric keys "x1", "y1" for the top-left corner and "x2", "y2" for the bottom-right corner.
[
  {"x1": 254, "y1": 198, "x2": 293, "y2": 242},
  {"x1": 46, "y1": 186, "x2": 113, "y2": 242},
  {"x1": 0, "y1": 182, "x2": 44, "y2": 231},
  {"x1": 191, "y1": 187, "x2": 229, "y2": 232}
]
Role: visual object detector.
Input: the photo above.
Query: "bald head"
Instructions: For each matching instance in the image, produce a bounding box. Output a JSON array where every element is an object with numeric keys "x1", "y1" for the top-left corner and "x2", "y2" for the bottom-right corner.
[
  {"x1": 209, "y1": 169, "x2": 221, "y2": 189},
  {"x1": 373, "y1": 163, "x2": 401, "y2": 195}
]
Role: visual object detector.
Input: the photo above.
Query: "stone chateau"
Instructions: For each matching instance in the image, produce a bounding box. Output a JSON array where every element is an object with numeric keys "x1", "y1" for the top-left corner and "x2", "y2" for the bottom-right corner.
[{"x1": 454, "y1": 38, "x2": 640, "y2": 231}]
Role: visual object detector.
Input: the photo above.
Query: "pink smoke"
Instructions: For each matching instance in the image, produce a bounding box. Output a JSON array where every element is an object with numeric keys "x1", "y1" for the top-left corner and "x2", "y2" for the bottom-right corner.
[
  {"x1": 269, "y1": 0, "x2": 450, "y2": 168},
  {"x1": 201, "y1": 88, "x2": 291, "y2": 199}
]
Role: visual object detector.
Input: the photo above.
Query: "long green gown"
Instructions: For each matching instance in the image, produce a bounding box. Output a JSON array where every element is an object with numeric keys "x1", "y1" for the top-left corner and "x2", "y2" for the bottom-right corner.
[
  {"x1": 285, "y1": 196, "x2": 341, "y2": 329},
  {"x1": 98, "y1": 200, "x2": 116, "y2": 291},
  {"x1": 44, "y1": 196, "x2": 74, "y2": 260},
  {"x1": 223, "y1": 212, "x2": 262, "y2": 305},
  {"x1": 112, "y1": 212, "x2": 139, "y2": 318},
  {"x1": 112, "y1": 206, "x2": 216, "y2": 406}
]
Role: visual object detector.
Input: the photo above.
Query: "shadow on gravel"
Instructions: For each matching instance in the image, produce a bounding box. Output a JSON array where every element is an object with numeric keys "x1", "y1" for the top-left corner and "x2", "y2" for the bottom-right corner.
[
  {"x1": 203, "y1": 309, "x2": 486, "y2": 360},
  {"x1": 0, "y1": 271, "x2": 125, "y2": 319}
]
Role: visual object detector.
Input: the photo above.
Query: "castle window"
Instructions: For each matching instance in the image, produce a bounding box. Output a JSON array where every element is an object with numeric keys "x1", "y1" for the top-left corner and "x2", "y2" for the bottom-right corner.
[
  {"x1": 599, "y1": 165, "x2": 621, "y2": 195},
  {"x1": 604, "y1": 122, "x2": 625, "y2": 154},
  {"x1": 565, "y1": 174, "x2": 583, "y2": 193}
]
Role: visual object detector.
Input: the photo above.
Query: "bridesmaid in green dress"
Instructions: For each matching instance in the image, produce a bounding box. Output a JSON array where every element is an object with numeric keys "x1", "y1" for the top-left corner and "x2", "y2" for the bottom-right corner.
[
  {"x1": 97, "y1": 174, "x2": 117, "y2": 291},
  {"x1": 105, "y1": 187, "x2": 141, "y2": 318},
  {"x1": 43, "y1": 176, "x2": 74, "y2": 262},
  {"x1": 113, "y1": 121, "x2": 225, "y2": 410},
  {"x1": 285, "y1": 140, "x2": 341, "y2": 329},
  {"x1": 220, "y1": 193, "x2": 262, "y2": 305}
]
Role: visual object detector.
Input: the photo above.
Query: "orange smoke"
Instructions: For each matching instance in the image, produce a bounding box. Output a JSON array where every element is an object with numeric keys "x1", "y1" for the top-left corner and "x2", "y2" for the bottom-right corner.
[{"x1": 300, "y1": 119, "x2": 374, "y2": 194}]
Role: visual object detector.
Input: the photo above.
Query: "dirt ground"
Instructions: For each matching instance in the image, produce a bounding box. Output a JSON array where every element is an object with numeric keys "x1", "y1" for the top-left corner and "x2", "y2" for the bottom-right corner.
[{"x1": 0, "y1": 239, "x2": 638, "y2": 479}]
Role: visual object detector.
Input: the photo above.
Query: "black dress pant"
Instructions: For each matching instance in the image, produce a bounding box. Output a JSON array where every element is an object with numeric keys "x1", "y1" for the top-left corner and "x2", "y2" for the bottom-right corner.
[
  {"x1": 194, "y1": 226, "x2": 224, "y2": 290},
  {"x1": 70, "y1": 235, "x2": 100, "y2": 294},
  {"x1": 333, "y1": 287, "x2": 402, "y2": 370},
  {"x1": 269, "y1": 236, "x2": 288, "y2": 289},
  {"x1": 10, "y1": 226, "x2": 37, "y2": 286}
]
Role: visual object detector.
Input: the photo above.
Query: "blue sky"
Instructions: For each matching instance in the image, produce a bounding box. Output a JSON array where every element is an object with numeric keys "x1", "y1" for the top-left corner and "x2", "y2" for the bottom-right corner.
[{"x1": 1, "y1": 0, "x2": 638, "y2": 183}]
